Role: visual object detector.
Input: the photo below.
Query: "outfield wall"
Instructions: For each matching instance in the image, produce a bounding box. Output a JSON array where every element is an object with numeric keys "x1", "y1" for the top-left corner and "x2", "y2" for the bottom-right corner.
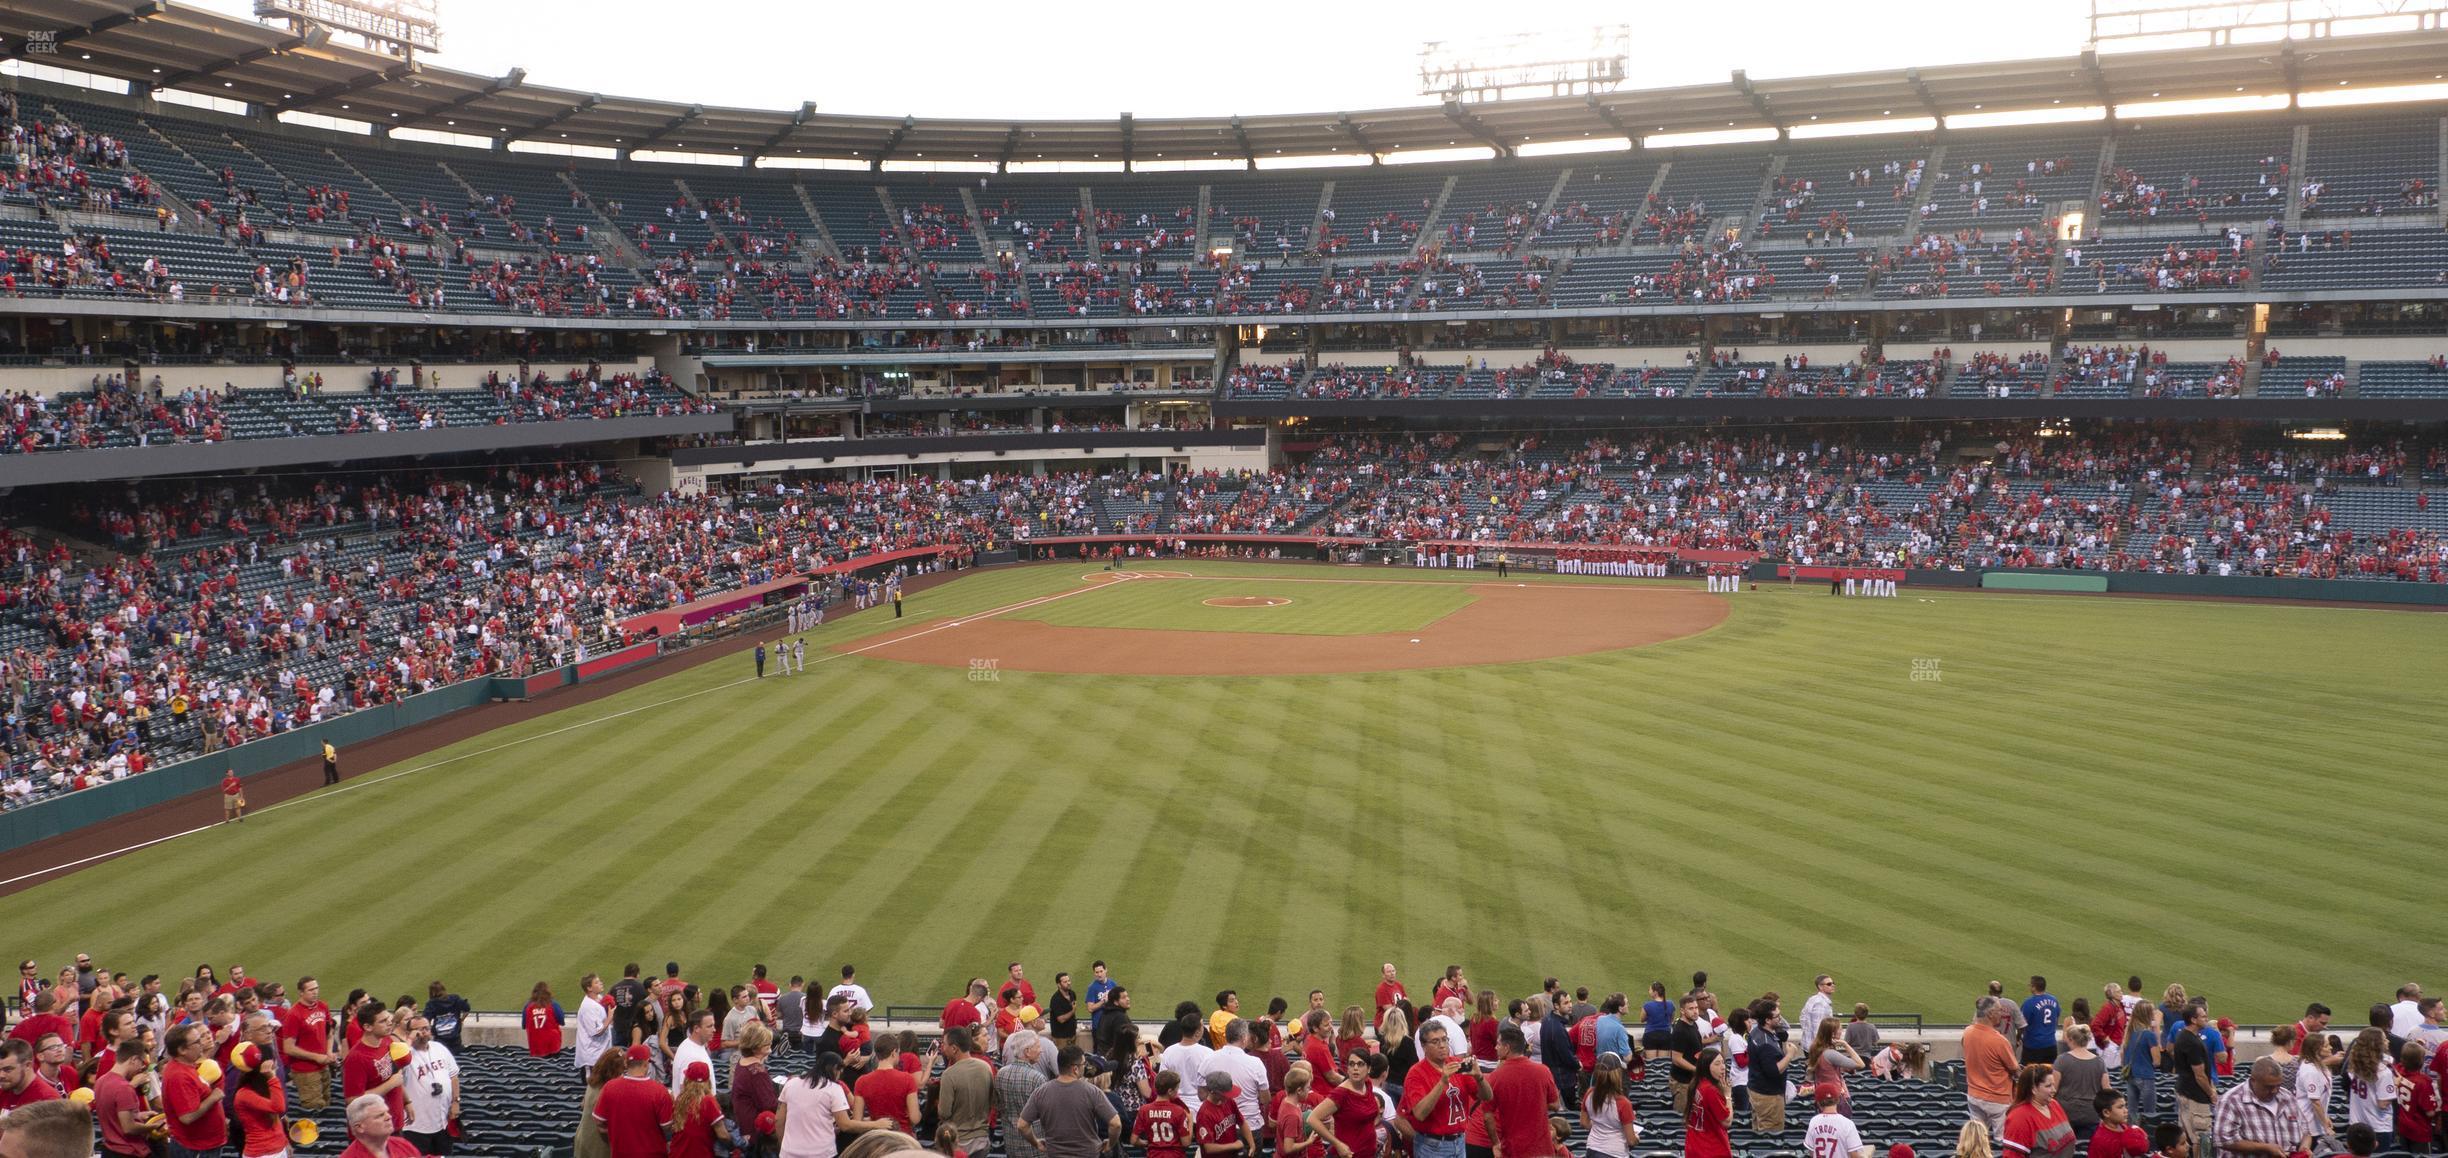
[{"x1": 1748, "y1": 563, "x2": 2448, "y2": 605}]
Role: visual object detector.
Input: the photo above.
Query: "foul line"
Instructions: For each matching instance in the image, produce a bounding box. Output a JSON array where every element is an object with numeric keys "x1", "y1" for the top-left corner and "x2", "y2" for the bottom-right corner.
[
  {"x1": 1129, "y1": 571, "x2": 1685, "y2": 590},
  {"x1": 0, "y1": 575, "x2": 1141, "y2": 891}
]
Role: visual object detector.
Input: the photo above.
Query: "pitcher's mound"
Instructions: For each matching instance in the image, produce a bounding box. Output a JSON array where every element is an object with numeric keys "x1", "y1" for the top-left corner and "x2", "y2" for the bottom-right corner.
[{"x1": 1204, "y1": 596, "x2": 1292, "y2": 608}]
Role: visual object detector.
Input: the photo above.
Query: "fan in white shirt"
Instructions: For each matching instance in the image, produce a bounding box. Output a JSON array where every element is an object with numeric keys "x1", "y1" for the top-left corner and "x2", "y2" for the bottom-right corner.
[
  {"x1": 1159, "y1": 1033, "x2": 1216, "y2": 1112},
  {"x1": 1805, "y1": 1098, "x2": 1870, "y2": 1158},
  {"x1": 1208, "y1": 1020, "x2": 1270, "y2": 1131},
  {"x1": 827, "y1": 974, "x2": 874, "y2": 1015}
]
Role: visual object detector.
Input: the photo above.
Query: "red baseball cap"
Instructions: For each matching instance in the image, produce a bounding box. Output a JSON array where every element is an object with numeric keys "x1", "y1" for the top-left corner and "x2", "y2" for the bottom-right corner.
[
  {"x1": 626, "y1": 1044, "x2": 652, "y2": 1063},
  {"x1": 1814, "y1": 1081, "x2": 1844, "y2": 1103},
  {"x1": 1890, "y1": 1147, "x2": 1915, "y2": 1158},
  {"x1": 685, "y1": 1061, "x2": 711, "y2": 1082}
]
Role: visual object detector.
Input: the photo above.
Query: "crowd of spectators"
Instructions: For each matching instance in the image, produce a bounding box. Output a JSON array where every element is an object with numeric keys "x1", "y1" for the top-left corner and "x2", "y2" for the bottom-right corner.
[
  {"x1": 1, "y1": 375, "x2": 225, "y2": 454},
  {"x1": 1877, "y1": 226, "x2": 2058, "y2": 299},
  {"x1": 2097, "y1": 157, "x2": 2288, "y2": 224},
  {"x1": 0, "y1": 368, "x2": 711, "y2": 456},
  {"x1": 1918, "y1": 155, "x2": 2074, "y2": 222},
  {"x1": 0, "y1": 93, "x2": 152, "y2": 216}
]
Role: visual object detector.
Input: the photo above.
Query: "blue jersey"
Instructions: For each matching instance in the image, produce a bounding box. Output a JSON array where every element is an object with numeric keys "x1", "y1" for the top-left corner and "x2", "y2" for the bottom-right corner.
[{"x1": 2021, "y1": 994, "x2": 2061, "y2": 1050}]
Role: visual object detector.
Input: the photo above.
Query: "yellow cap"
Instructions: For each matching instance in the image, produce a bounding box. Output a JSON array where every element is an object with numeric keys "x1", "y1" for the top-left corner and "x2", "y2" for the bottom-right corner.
[{"x1": 195, "y1": 1059, "x2": 222, "y2": 1084}]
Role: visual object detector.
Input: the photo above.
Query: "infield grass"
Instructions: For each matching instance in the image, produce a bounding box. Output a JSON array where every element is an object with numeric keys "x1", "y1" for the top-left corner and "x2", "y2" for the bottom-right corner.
[{"x1": 1, "y1": 560, "x2": 2439, "y2": 1024}]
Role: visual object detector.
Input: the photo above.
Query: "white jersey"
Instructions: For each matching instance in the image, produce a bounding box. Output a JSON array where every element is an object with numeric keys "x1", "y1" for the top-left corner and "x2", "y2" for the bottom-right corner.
[
  {"x1": 405, "y1": 1043, "x2": 459, "y2": 1131},
  {"x1": 1805, "y1": 1111, "x2": 1866, "y2": 1158}
]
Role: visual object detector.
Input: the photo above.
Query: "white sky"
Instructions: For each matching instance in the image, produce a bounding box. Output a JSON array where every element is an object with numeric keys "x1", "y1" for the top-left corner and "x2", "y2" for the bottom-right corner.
[{"x1": 183, "y1": 0, "x2": 2099, "y2": 120}]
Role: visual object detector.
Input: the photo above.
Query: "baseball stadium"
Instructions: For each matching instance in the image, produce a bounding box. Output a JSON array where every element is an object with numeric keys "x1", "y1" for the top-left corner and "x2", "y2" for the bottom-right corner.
[{"x1": 0, "y1": 3, "x2": 2443, "y2": 1158}]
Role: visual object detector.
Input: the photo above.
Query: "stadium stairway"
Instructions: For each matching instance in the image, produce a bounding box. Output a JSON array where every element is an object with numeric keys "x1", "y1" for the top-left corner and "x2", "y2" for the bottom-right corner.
[
  {"x1": 789, "y1": 182, "x2": 846, "y2": 260},
  {"x1": 1406, "y1": 175, "x2": 1459, "y2": 260}
]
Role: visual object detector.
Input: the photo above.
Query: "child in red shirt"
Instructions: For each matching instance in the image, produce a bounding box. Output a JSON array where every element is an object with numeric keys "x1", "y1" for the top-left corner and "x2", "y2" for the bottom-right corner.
[
  {"x1": 2089, "y1": 1090, "x2": 2149, "y2": 1158},
  {"x1": 2396, "y1": 1043, "x2": 2437, "y2": 1149}
]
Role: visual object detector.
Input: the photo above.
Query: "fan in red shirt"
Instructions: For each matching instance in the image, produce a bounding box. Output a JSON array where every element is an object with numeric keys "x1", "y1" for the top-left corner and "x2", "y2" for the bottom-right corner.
[
  {"x1": 668, "y1": 1061, "x2": 723, "y2": 1158},
  {"x1": 7, "y1": 992, "x2": 71, "y2": 1049},
  {"x1": 233, "y1": 1043, "x2": 290, "y2": 1158},
  {"x1": 1432, "y1": 968, "x2": 1470, "y2": 1010},
  {"x1": 593, "y1": 1045, "x2": 676, "y2": 1158},
  {"x1": 1194, "y1": 1072, "x2": 1253, "y2": 1157},
  {"x1": 1136, "y1": 1072, "x2": 1196, "y2": 1158},
  {"x1": 853, "y1": 1054, "x2": 920, "y2": 1132},
  {"x1": 1487, "y1": 1028, "x2": 1562, "y2": 1158},
  {"x1": 941, "y1": 981, "x2": 987, "y2": 1032},
  {"x1": 340, "y1": 1004, "x2": 410, "y2": 1131},
  {"x1": 2088, "y1": 1090, "x2": 2149, "y2": 1158},
  {"x1": 525, "y1": 983, "x2": 566, "y2": 1057},
  {"x1": 1684, "y1": 1050, "x2": 1734, "y2": 1158},
  {"x1": 1374, "y1": 965, "x2": 1406, "y2": 1019},
  {"x1": 1572, "y1": 1010, "x2": 1600, "y2": 1074},
  {"x1": 32, "y1": 1034, "x2": 80, "y2": 1096},
  {"x1": 0, "y1": 1038, "x2": 61, "y2": 1112},
  {"x1": 1404, "y1": 1020, "x2": 1490, "y2": 1143},
  {"x1": 2398, "y1": 1044, "x2": 2438, "y2": 1150},
  {"x1": 91, "y1": 1044, "x2": 155, "y2": 1158},
  {"x1": 1306, "y1": 1053, "x2": 1386, "y2": 1158},
  {"x1": 1002, "y1": 963, "x2": 1036, "y2": 1007},
  {"x1": 1299, "y1": 1012, "x2": 1344, "y2": 1085},
  {"x1": 78, "y1": 1000, "x2": 111, "y2": 1059},
  {"x1": 159, "y1": 1024, "x2": 226, "y2": 1152},
  {"x1": 282, "y1": 977, "x2": 338, "y2": 1111}
]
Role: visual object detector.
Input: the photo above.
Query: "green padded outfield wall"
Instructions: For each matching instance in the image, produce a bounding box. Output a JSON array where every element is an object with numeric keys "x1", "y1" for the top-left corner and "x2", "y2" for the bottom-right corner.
[{"x1": 1982, "y1": 572, "x2": 2113, "y2": 593}]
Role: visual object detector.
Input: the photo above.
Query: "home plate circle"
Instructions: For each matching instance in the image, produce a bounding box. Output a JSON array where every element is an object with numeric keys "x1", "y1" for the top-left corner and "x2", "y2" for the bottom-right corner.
[{"x1": 1203, "y1": 595, "x2": 1292, "y2": 608}]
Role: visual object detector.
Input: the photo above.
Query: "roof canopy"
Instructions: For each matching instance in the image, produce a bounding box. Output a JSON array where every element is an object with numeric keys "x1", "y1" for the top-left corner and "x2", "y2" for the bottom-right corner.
[{"x1": 13, "y1": 0, "x2": 2448, "y2": 165}]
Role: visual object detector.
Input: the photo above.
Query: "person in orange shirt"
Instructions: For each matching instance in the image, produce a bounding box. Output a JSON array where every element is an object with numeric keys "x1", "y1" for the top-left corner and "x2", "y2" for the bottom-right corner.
[{"x1": 1964, "y1": 997, "x2": 2021, "y2": 1138}]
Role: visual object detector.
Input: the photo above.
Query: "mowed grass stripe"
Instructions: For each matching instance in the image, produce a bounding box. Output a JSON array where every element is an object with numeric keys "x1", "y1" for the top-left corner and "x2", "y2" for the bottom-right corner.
[{"x1": 0, "y1": 566, "x2": 2442, "y2": 1020}]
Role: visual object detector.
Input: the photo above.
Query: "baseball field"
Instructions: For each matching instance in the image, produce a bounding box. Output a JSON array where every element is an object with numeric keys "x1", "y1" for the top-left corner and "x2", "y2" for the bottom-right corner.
[{"x1": 1, "y1": 559, "x2": 2440, "y2": 1022}]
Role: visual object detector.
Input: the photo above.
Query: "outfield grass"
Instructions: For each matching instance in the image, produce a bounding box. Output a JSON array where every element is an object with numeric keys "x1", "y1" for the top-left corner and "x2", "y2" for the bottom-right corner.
[
  {"x1": 1002, "y1": 574, "x2": 1475, "y2": 635},
  {"x1": 3, "y1": 561, "x2": 2440, "y2": 1023}
]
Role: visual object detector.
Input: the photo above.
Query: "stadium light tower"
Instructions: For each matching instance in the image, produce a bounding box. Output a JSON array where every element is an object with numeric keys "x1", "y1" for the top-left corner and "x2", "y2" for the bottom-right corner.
[
  {"x1": 1418, "y1": 25, "x2": 1630, "y2": 103},
  {"x1": 2088, "y1": 0, "x2": 2448, "y2": 52},
  {"x1": 254, "y1": 0, "x2": 440, "y2": 61}
]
